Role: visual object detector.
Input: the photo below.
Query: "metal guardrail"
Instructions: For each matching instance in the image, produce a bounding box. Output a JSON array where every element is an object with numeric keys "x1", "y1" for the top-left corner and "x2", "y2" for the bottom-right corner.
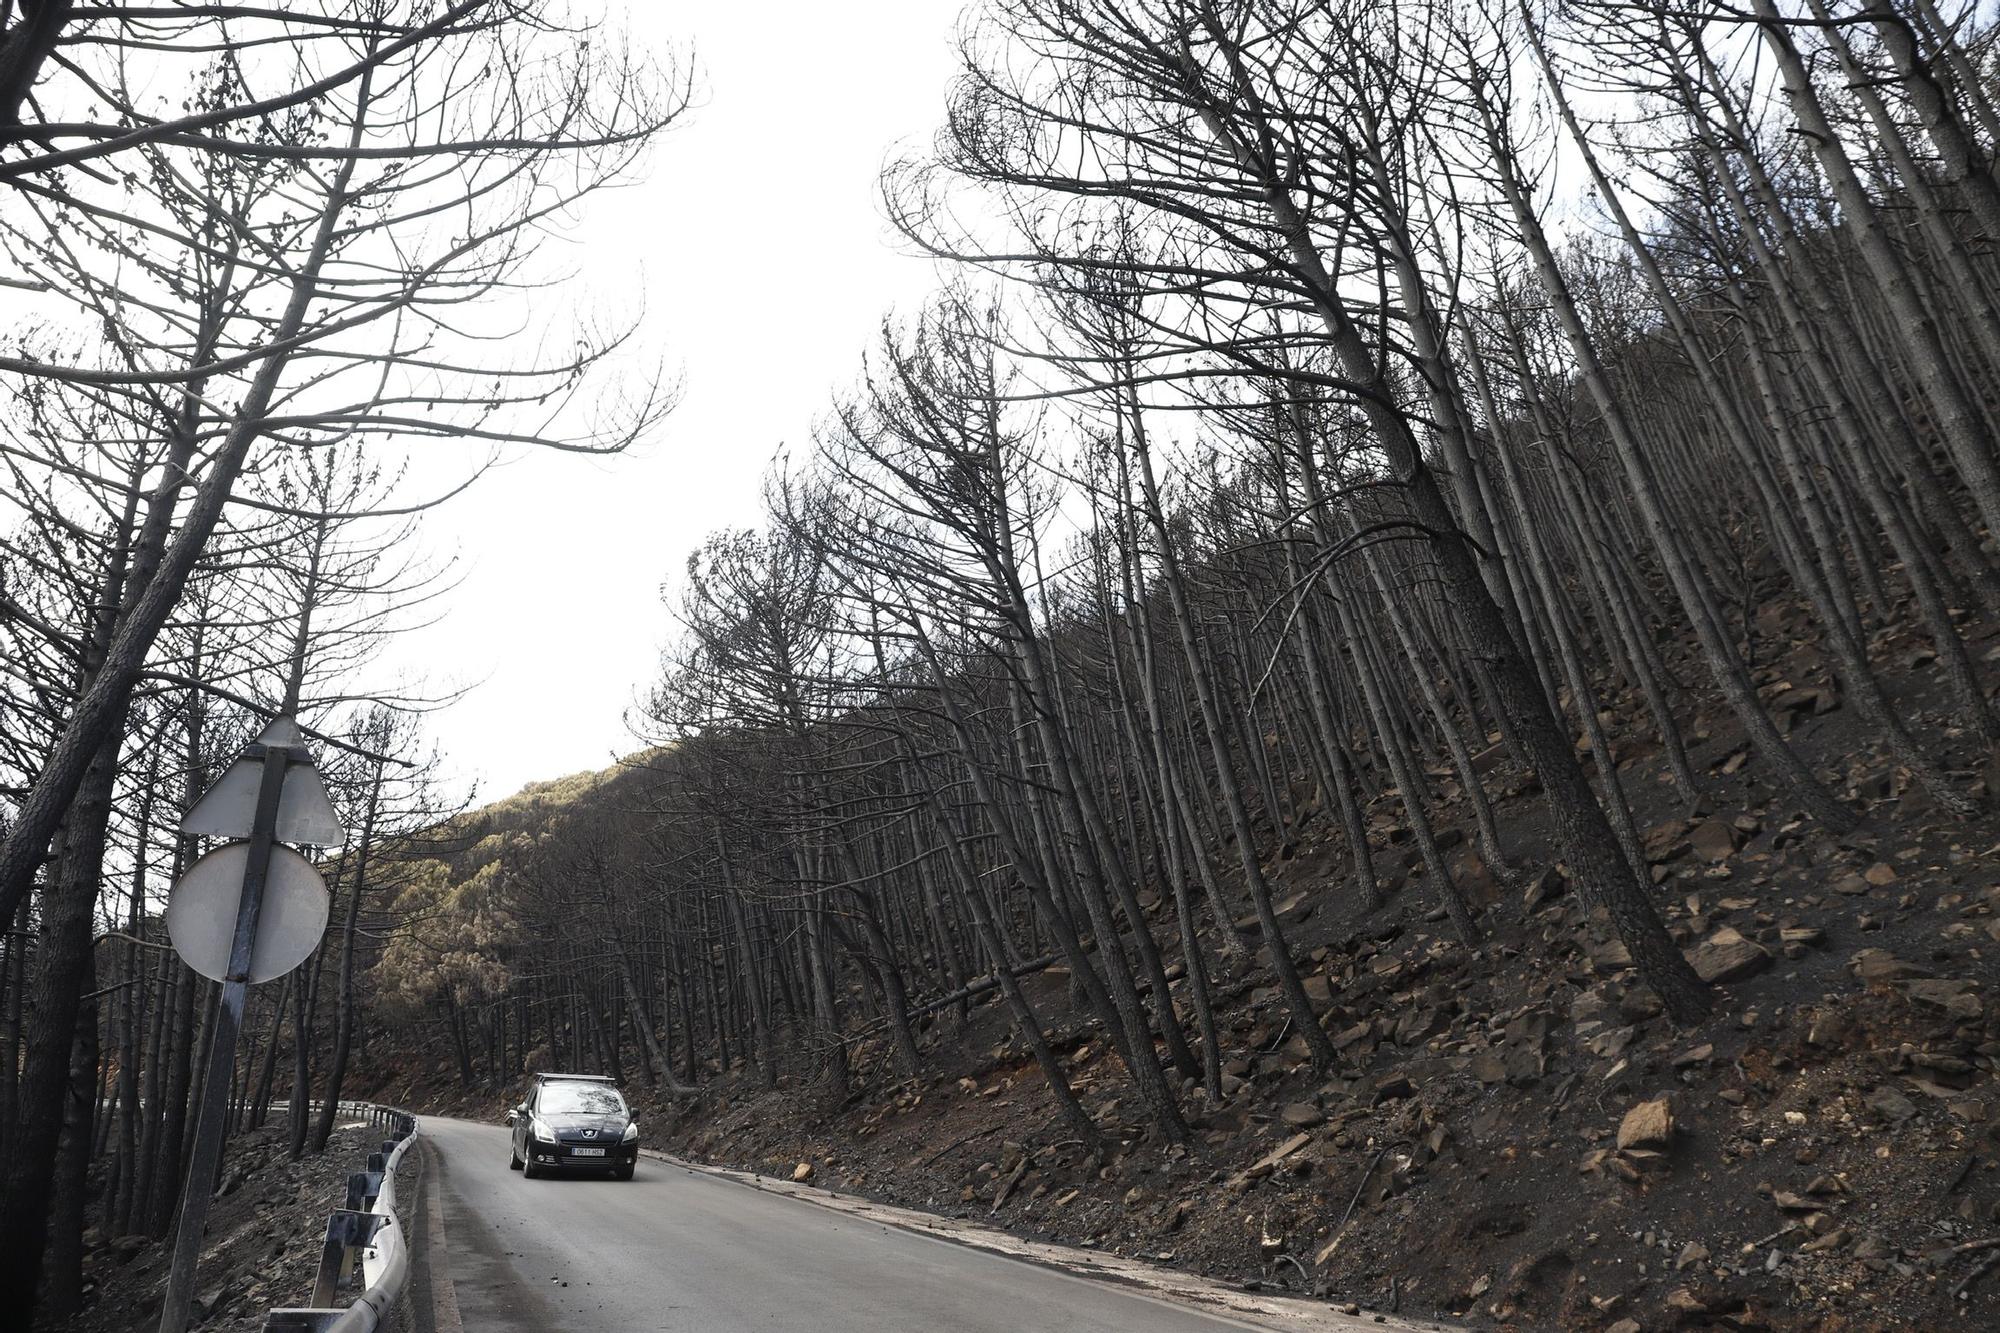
[{"x1": 262, "y1": 1101, "x2": 419, "y2": 1333}]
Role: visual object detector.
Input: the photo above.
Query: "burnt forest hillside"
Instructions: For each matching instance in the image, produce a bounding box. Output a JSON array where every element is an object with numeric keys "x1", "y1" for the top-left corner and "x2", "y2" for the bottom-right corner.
[
  {"x1": 14, "y1": 3, "x2": 2000, "y2": 1332},
  {"x1": 347, "y1": 291, "x2": 2000, "y2": 1329},
  {"x1": 335, "y1": 6, "x2": 2000, "y2": 1328}
]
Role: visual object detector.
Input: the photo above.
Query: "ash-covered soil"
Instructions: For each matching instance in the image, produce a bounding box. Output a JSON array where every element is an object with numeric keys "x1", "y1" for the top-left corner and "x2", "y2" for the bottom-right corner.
[{"x1": 42, "y1": 1115, "x2": 385, "y2": 1333}]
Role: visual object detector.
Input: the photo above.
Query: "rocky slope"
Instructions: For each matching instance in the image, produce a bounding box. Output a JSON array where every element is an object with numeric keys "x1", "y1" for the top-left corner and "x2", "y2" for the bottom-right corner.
[
  {"x1": 643, "y1": 806, "x2": 1999, "y2": 1330},
  {"x1": 42, "y1": 1116, "x2": 384, "y2": 1333},
  {"x1": 361, "y1": 604, "x2": 2000, "y2": 1331}
]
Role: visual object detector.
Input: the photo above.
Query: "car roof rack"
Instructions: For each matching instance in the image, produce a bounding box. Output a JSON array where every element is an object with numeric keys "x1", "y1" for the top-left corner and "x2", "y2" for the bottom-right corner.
[{"x1": 532, "y1": 1071, "x2": 617, "y2": 1083}]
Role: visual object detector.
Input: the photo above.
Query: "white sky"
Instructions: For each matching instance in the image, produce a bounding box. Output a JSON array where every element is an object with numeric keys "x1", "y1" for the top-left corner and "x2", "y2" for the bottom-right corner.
[{"x1": 390, "y1": 2, "x2": 964, "y2": 801}]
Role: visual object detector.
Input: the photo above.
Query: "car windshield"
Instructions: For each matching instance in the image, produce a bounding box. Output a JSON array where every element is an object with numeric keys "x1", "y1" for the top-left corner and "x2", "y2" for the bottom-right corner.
[{"x1": 539, "y1": 1082, "x2": 625, "y2": 1116}]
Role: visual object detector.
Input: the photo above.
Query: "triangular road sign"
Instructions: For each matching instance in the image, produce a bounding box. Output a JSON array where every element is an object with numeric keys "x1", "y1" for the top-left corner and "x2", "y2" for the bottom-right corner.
[
  {"x1": 251, "y1": 716, "x2": 304, "y2": 749},
  {"x1": 180, "y1": 719, "x2": 347, "y2": 846}
]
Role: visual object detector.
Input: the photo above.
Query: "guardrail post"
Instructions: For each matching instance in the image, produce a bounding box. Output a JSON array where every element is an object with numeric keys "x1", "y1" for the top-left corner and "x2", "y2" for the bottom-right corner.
[
  {"x1": 309, "y1": 1213, "x2": 342, "y2": 1308},
  {"x1": 261, "y1": 1105, "x2": 417, "y2": 1333},
  {"x1": 309, "y1": 1210, "x2": 387, "y2": 1307}
]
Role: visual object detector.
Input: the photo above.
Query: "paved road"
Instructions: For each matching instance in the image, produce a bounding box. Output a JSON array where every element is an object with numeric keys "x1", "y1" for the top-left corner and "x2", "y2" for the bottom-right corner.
[{"x1": 415, "y1": 1115, "x2": 1389, "y2": 1332}]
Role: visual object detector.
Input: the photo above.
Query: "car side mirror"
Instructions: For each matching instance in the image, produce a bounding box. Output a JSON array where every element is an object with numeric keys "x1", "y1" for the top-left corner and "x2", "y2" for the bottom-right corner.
[{"x1": 506, "y1": 1107, "x2": 519, "y2": 1125}]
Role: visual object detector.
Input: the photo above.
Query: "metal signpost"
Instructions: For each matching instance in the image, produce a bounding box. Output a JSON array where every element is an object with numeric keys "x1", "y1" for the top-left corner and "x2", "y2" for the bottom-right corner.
[{"x1": 158, "y1": 718, "x2": 345, "y2": 1333}]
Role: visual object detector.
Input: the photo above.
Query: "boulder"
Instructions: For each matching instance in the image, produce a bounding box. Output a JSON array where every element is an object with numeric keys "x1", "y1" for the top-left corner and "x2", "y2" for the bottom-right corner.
[
  {"x1": 1587, "y1": 937, "x2": 1634, "y2": 973},
  {"x1": 1689, "y1": 818, "x2": 1741, "y2": 863},
  {"x1": 1671, "y1": 1043, "x2": 1714, "y2": 1069},
  {"x1": 1394, "y1": 1006, "x2": 1443, "y2": 1046},
  {"x1": 1772, "y1": 684, "x2": 1839, "y2": 716},
  {"x1": 1690, "y1": 926, "x2": 1771, "y2": 984},
  {"x1": 1903, "y1": 978, "x2": 1983, "y2": 1021},
  {"x1": 1503, "y1": 1045, "x2": 1544, "y2": 1085},
  {"x1": 1865, "y1": 1085, "x2": 1918, "y2": 1122},
  {"x1": 1332, "y1": 1019, "x2": 1374, "y2": 1051},
  {"x1": 1617, "y1": 1096, "x2": 1674, "y2": 1150},
  {"x1": 1806, "y1": 1007, "x2": 1853, "y2": 1048},
  {"x1": 1850, "y1": 949, "x2": 1931, "y2": 983},
  {"x1": 1642, "y1": 819, "x2": 1690, "y2": 863}
]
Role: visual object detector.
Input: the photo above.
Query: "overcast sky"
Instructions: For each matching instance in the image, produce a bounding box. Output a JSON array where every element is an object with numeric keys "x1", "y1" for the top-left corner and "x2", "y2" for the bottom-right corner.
[{"x1": 387, "y1": 2, "x2": 964, "y2": 802}]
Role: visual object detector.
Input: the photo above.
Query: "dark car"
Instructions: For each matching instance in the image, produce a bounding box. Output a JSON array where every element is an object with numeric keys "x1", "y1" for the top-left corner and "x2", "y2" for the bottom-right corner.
[{"x1": 507, "y1": 1073, "x2": 638, "y2": 1179}]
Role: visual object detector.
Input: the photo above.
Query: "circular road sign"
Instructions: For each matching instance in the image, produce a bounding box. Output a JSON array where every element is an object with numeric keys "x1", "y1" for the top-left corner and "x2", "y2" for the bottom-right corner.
[{"x1": 166, "y1": 842, "x2": 331, "y2": 984}]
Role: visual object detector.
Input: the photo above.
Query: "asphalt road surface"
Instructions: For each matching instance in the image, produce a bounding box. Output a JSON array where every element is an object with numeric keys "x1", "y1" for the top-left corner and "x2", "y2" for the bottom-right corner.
[{"x1": 415, "y1": 1115, "x2": 1400, "y2": 1333}]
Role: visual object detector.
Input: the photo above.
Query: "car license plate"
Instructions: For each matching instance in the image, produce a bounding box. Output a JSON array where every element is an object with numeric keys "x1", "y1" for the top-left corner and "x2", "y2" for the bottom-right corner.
[{"x1": 570, "y1": 1147, "x2": 606, "y2": 1157}]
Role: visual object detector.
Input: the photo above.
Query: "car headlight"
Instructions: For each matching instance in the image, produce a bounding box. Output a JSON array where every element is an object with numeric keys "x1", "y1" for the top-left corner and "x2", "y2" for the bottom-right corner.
[
  {"x1": 531, "y1": 1117, "x2": 556, "y2": 1142},
  {"x1": 622, "y1": 1122, "x2": 638, "y2": 1142}
]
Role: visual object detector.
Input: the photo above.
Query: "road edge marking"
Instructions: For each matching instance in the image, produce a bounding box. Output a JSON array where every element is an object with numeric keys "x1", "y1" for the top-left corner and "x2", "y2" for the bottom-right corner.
[{"x1": 418, "y1": 1136, "x2": 467, "y2": 1333}]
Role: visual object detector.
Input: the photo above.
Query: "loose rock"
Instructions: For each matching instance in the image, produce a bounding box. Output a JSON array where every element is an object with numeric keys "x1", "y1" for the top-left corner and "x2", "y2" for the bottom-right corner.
[
  {"x1": 1691, "y1": 926, "x2": 1771, "y2": 984},
  {"x1": 1618, "y1": 1096, "x2": 1674, "y2": 1151}
]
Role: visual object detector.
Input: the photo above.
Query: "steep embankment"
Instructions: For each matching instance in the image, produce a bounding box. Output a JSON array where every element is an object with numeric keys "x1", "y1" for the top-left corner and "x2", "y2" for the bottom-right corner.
[
  {"x1": 36, "y1": 1116, "x2": 382, "y2": 1333},
  {"x1": 632, "y1": 667, "x2": 2000, "y2": 1330},
  {"x1": 354, "y1": 604, "x2": 2000, "y2": 1331}
]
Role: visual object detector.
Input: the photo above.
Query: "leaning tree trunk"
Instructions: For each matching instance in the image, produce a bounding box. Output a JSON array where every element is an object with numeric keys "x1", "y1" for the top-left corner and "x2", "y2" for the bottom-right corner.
[
  {"x1": 1194, "y1": 90, "x2": 1714, "y2": 1020},
  {"x1": 1747, "y1": 0, "x2": 2000, "y2": 548},
  {"x1": 1472, "y1": 76, "x2": 1850, "y2": 837},
  {"x1": 1122, "y1": 391, "x2": 1340, "y2": 1068},
  {"x1": 40, "y1": 950, "x2": 98, "y2": 1320}
]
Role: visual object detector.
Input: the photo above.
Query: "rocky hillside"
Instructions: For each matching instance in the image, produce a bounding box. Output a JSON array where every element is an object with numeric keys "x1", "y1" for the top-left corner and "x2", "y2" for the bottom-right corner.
[
  {"x1": 637, "y1": 749, "x2": 2000, "y2": 1328},
  {"x1": 37, "y1": 1116, "x2": 384, "y2": 1333},
  {"x1": 355, "y1": 601, "x2": 2000, "y2": 1330}
]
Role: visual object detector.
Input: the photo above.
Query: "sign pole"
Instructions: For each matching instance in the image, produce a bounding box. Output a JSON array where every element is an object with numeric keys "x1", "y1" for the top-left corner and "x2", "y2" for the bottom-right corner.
[{"x1": 157, "y1": 741, "x2": 293, "y2": 1333}]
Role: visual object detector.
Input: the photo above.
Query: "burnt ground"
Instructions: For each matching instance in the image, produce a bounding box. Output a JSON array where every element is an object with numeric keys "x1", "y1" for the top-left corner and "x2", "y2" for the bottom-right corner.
[
  {"x1": 42, "y1": 1114, "x2": 385, "y2": 1333},
  {"x1": 368, "y1": 596, "x2": 2000, "y2": 1332}
]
